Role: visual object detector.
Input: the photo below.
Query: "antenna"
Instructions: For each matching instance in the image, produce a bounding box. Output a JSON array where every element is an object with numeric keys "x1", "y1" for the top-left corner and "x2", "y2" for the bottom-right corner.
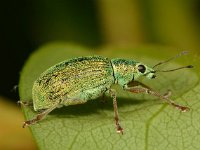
[
  {"x1": 153, "y1": 51, "x2": 189, "y2": 68},
  {"x1": 156, "y1": 65, "x2": 193, "y2": 72}
]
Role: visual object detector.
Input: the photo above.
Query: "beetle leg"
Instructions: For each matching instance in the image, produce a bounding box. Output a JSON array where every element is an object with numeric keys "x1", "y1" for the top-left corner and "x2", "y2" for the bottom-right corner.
[
  {"x1": 17, "y1": 101, "x2": 33, "y2": 107},
  {"x1": 100, "y1": 93, "x2": 107, "y2": 104},
  {"x1": 124, "y1": 81, "x2": 189, "y2": 112},
  {"x1": 163, "y1": 90, "x2": 172, "y2": 98},
  {"x1": 22, "y1": 103, "x2": 59, "y2": 128},
  {"x1": 109, "y1": 89, "x2": 123, "y2": 134},
  {"x1": 17, "y1": 101, "x2": 35, "y2": 111}
]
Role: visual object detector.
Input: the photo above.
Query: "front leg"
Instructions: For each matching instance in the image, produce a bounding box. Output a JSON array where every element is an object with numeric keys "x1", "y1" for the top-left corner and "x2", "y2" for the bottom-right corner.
[{"x1": 124, "y1": 81, "x2": 189, "y2": 112}]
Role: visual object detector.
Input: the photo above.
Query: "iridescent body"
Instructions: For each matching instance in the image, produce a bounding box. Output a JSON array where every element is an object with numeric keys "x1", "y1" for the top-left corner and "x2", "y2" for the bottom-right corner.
[
  {"x1": 21, "y1": 55, "x2": 192, "y2": 134},
  {"x1": 33, "y1": 56, "x2": 154, "y2": 111}
]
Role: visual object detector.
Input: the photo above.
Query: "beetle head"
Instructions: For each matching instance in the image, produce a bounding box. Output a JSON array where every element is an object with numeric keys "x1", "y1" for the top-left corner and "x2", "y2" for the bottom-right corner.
[{"x1": 135, "y1": 63, "x2": 156, "y2": 79}]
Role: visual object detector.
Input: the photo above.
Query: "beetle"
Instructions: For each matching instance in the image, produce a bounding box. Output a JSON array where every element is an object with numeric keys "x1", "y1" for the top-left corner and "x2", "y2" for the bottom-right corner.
[{"x1": 19, "y1": 52, "x2": 193, "y2": 134}]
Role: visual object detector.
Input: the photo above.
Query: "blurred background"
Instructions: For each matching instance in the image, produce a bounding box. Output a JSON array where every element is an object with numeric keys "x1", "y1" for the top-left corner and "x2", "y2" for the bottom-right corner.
[{"x1": 0, "y1": 0, "x2": 200, "y2": 149}]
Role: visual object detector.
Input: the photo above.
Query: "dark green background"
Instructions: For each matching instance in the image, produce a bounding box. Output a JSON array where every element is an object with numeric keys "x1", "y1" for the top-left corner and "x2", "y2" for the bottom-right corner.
[
  {"x1": 1, "y1": 0, "x2": 101, "y2": 100},
  {"x1": 1, "y1": 0, "x2": 200, "y2": 101}
]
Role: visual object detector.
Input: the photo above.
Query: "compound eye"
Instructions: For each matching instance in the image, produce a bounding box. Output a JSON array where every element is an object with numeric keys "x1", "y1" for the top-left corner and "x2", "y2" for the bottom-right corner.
[{"x1": 138, "y1": 65, "x2": 146, "y2": 73}]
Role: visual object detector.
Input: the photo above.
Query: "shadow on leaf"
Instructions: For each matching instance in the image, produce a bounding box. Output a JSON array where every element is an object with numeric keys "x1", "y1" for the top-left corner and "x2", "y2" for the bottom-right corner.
[{"x1": 50, "y1": 97, "x2": 159, "y2": 117}]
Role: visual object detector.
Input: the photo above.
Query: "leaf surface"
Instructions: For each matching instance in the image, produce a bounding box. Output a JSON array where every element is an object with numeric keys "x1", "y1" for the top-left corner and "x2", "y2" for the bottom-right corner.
[{"x1": 19, "y1": 43, "x2": 200, "y2": 150}]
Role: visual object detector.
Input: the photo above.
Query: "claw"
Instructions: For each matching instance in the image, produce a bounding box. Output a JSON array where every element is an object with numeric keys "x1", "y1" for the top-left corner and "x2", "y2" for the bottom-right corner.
[
  {"x1": 172, "y1": 103, "x2": 190, "y2": 112},
  {"x1": 116, "y1": 123, "x2": 123, "y2": 134},
  {"x1": 22, "y1": 121, "x2": 28, "y2": 128}
]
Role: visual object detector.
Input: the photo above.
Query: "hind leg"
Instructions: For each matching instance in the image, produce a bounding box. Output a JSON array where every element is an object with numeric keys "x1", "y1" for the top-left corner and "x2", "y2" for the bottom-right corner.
[
  {"x1": 23, "y1": 103, "x2": 59, "y2": 128},
  {"x1": 18, "y1": 101, "x2": 33, "y2": 107}
]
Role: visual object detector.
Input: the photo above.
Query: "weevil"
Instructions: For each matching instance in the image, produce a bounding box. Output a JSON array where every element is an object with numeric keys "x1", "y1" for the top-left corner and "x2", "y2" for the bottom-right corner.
[{"x1": 19, "y1": 51, "x2": 193, "y2": 134}]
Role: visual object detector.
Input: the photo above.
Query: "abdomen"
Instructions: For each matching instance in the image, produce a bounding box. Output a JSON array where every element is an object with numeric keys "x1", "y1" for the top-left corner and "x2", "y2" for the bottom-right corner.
[{"x1": 32, "y1": 56, "x2": 114, "y2": 111}]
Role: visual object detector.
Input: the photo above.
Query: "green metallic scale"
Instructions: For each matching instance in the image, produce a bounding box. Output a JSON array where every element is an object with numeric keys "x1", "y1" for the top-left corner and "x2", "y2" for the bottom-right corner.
[{"x1": 20, "y1": 53, "x2": 193, "y2": 134}]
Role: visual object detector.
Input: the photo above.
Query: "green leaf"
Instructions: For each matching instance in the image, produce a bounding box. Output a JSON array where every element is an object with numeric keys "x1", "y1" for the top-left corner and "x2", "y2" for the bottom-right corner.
[{"x1": 19, "y1": 42, "x2": 200, "y2": 150}]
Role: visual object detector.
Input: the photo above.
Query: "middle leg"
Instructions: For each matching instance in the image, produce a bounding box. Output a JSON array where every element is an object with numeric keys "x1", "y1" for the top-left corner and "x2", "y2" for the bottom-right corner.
[{"x1": 109, "y1": 89, "x2": 123, "y2": 134}]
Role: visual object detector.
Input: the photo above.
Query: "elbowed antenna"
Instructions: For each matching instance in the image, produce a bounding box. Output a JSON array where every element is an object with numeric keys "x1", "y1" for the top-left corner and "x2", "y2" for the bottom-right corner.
[
  {"x1": 155, "y1": 65, "x2": 193, "y2": 73},
  {"x1": 153, "y1": 51, "x2": 189, "y2": 69}
]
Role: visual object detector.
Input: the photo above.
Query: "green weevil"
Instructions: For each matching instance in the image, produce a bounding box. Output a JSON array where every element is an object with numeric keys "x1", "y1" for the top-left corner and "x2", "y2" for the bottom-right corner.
[{"x1": 19, "y1": 51, "x2": 193, "y2": 134}]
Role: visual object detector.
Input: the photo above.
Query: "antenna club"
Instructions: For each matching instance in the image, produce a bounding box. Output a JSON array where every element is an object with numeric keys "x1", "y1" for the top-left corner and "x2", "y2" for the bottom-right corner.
[{"x1": 187, "y1": 65, "x2": 194, "y2": 68}]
